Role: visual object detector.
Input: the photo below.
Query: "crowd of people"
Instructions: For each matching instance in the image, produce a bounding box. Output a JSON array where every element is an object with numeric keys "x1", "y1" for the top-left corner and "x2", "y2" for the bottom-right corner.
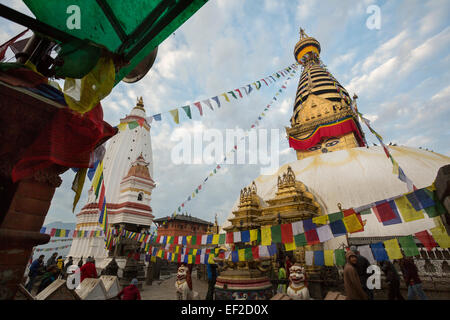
[{"x1": 343, "y1": 246, "x2": 428, "y2": 300}]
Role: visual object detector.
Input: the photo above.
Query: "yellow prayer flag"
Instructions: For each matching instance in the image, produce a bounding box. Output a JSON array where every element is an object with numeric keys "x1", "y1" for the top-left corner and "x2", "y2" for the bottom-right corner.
[
  {"x1": 169, "y1": 109, "x2": 179, "y2": 124},
  {"x1": 383, "y1": 239, "x2": 403, "y2": 260},
  {"x1": 212, "y1": 234, "x2": 219, "y2": 245},
  {"x1": 284, "y1": 242, "x2": 296, "y2": 251},
  {"x1": 238, "y1": 249, "x2": 245, "y2": 261},
  {"x1": 261, "y1": 226, "x2": 272, "y2": 246},
  {"x1": 171, "y1": 254, "x2": 176, "y2": 262},
  {"x1": 117, "y1": 123, "x2": 128, "y2": 131},
  {"x1": 208, "y1": 253, "x2": 215, "y2": 264},
  {"x1": 167, "y1": 236, "x2": 172, "y2": 244},
  {"x1": 312, "y1": 215, "x2": 329, "y2": 225},
  {"x1": 151, "y1": 256, "x2": 156, "y2": 263},
  {"x1": 430, "y1": 226, "x2": 450, "y2": 248},
  {"x1": 188, "y1": 255, "x2": 194, "y2": 264},
  {"x1": 343, "y1": 214, "x2": 363, "y2": 233},
  {"x1": 221, "y1": 93, "x2": 230, "y2": 102},
  {"x1": 157, "y1": 250, "x2": 163, "y2": 258},
  {"x1": 91, "y1": 161, "x2": 104, "y2": 191},
  {"x1": 392, "y1": 159, "x2": 399, "y2": 175},
  {"x1": 250, "y1": 229, "x2": 258, "y2": 242},
  {"x1": 324, "y1": 250, "x2": 334, "y2": 266},
  {"x1": 187, "y1": 236, "x2": 192, "y2": 244},
  {"x1": 175, "y1": 246, "x2": 180, "y2": 254},
  {"x1": 192, "y1": 249, "x2": 198, "y2": 256},
  {"x1": 394, "y1": 196, "x2": 424, "y2": 222}
]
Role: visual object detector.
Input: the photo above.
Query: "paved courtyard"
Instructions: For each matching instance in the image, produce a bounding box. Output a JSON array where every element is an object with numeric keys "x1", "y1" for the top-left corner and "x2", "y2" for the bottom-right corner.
[{"x1": 140, "y1": 271, "x2": 209, "y2": 300}]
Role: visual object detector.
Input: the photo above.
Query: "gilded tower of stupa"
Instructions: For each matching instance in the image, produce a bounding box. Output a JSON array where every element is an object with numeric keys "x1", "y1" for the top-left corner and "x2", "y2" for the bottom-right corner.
[{"x1": 287, "y1": 28, "x2": 366, "y2": 160}]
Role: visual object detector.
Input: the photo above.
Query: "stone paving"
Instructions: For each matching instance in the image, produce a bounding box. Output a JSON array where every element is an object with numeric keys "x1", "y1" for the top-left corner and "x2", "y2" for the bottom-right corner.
[{"x1": 140, "y1": 271, "x2": 209, "y2": 300}]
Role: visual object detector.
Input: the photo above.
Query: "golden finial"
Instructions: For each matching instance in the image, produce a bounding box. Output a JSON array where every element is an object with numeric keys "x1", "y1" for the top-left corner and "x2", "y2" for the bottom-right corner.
[{"x1": 300, "y1": 27, "x2": 308, "y2": 40}]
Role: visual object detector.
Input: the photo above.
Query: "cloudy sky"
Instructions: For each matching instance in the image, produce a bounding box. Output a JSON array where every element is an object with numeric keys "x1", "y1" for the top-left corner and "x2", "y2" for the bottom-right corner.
[{"x1": 1, "y1": 0, "x2": 449, "y2": 228}]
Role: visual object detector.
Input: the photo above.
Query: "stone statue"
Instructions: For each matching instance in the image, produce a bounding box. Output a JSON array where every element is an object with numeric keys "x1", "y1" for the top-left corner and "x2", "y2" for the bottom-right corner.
[
  {"x1": 175, "y1": 265, "x2": 199, "y2": 300},
  {"x1": 286, "y1": 264, "x2": 310, "y2": 300}
]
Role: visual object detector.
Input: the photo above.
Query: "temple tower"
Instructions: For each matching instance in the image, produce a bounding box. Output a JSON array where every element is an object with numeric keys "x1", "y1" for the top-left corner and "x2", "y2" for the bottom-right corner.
[
  {"x1": 287, "y1": 28, "x2": 366, "y2": 160},
  {"x1": 68, "y1": 98, "x2": 155, "y2": 268}
]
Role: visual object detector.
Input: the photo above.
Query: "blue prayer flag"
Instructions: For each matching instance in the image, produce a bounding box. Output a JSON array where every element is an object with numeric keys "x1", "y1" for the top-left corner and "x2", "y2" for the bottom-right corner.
[
  {"x1": 153, "y1": 114, "x2": 162, "y2": 121},
  {"x1": 405, "y1": 192, "x2": 423, "y2": 211},
  {"x1": 206, "y1": 234, "x2": 213, "y2": 244},
  {"x1": 370, "y1": 242, "x2": 389, "y2": 262},
  {"x1": 329, "y1": 220, "x2": 347, "y2": 237},
  {"x1": 268, "y1": 244, "x2": 277, "y2": 256},
  {"x1": 231, "y1": 251, "x2": 239, "y2": 263},
  {"x1": 314, "y1": 251, "x2": 324, "y2": 266},
  {"x1": 241, "y1": 230, "x2": 250, "y2": 243},
  {"x1": 383, "y1": 200, "x2": 402, "y2": 226},
  {"x1": 415, "y1": 189, "x2": 435, "y2": 209},
  {"x1": 303, "y1": 219, "x2": 317, "y2": 232}
]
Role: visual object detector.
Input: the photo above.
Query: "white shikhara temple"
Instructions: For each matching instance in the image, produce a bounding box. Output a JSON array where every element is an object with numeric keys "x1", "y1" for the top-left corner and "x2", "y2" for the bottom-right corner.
[{"x1": 68, "y1": 98, "x2": 155, "y2": 266}]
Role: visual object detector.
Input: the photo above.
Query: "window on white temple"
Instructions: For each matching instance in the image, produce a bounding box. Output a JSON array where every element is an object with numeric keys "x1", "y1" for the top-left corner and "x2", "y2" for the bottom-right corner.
[{"x1": 137, "y1": 192, "x2": 143, "y2": 201}]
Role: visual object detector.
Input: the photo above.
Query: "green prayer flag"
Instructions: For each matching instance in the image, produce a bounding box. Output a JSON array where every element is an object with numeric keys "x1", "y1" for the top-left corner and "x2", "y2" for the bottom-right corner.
[
  {"x1": 328, "y1": 211, "x2": 344, "y2": 222},
  {"x1": 219, "y1": 233, "x2": 226, "y2": 245},
  {"x1": 168, "y1": 236, "x2": 174, "y2": 244},
  {"x1": 182, "y1": 105, "x2": 192, "y2": 119},
  {"x1": 294, "y1": 233, "x2": 307, "y2": 247},
  {"x1": 244, "y1": 247, "x2": 253, "y2": 260},
  {"x1": 423, "y1": 188, "x2": 445, "y2": 217},
  {"x1": 271, "y1": 225, "x2": 282, "y2": 243},
  {"x1": 128, "y1": 121, "x2": 139, "y2": 129},
  {"x1": 191, "y1": 236, "x2": 197, "y2": 245},
  {"x1": 359, "y1": 208, "x2": 372, "y2": 215},
  {"x1": 188, "y1": 248, "x2": 193, "y2": 255},
  {"x1": 398, "y1": 235, "x2": 419, "y2": 257},
  {"x1": 335, "y1": 249, "x2": 346, "y2": 266}
]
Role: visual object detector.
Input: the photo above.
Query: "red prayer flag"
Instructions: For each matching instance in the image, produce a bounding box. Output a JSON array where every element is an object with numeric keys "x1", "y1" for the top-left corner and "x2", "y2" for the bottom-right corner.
[
  {"x1": 173, "y1": 236, "x2": 178, "y2": 245},
  {"x1": 374, "y1": 201, "x2": 396, "y2": 222},
  {"x1": 156, "y1": 235, "x2": 161, "y2": 243},
  {"x1": 414, "y1": 230, "x2": 438, "y2": 251},
  {"x1": 305, "y1": 229, "x2": 320, "y2": 245},
  {"x1": 194, "y1": 102, "x2": 203, "y2": 116},
  {"x1": 50, "y1": 228, "x2": 56, "y2": 236},
  {"x1": 226, "y1": 232, "x2": 234, "y2": 244},
  {"x1": 195, "y1": 255, "x2": 201, "y2": 265},
  {"x1": 281, "y1": 223, "x2": 294, "y2": 244},
  {"x1": 252, "y1": 246, "x2": 260, "y2": 260}
]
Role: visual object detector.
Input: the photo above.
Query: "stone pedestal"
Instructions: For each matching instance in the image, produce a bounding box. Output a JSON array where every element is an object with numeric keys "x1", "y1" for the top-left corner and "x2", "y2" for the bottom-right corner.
[{"x1": 215, "y1": 268, "x2": 273, "y2": 300}]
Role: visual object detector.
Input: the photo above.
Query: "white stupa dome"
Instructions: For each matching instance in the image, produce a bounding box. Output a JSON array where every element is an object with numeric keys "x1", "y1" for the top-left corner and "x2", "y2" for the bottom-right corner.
[{"x1": 224, "y1": 146, "x2": 450, "y2": 248}]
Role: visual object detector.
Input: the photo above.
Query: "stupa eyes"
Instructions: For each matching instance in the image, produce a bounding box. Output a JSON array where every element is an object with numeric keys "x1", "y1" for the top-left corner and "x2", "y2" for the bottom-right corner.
[{"x1": 325, "y1": 139, "x2": 340, "y2": 147}]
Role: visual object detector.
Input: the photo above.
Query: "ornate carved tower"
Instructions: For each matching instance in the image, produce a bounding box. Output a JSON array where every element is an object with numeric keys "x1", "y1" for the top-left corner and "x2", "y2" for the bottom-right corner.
[{"x1": 286, "y1": 29, "x2": 366, "y2": 160}]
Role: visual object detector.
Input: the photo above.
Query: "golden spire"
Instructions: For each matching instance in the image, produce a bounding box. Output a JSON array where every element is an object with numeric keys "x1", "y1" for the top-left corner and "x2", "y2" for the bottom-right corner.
[{"x1": 134, "y1": 96, "x2": 145, "y2": 111}]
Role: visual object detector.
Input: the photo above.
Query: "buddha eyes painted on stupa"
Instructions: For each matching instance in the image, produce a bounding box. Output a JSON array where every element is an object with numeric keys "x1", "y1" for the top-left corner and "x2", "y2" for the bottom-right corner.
[{"x1": 308, "y1": 137, "x2": 340, "y2": 152}]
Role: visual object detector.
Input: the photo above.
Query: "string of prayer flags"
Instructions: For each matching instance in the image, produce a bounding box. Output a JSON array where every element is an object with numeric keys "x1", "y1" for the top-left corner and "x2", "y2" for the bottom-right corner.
[
  {"x1": 357, "y1": 245, "x2": 376, "y2": 265},
  {"x1": 335, "y1": 249, "x2": 346, "y2": 266},
  {"x1": 429, "y1": 226, "x2": 450, "y2": 248},
  {"x1": 394, "y1": 195, "x2": 425, "y2": 222},
  {"x1": 324, "y1": 250, "x2": 334, "y2": 267},
  {"x1": 342, "y1": 213, "x2": 363, "y2": 233}
]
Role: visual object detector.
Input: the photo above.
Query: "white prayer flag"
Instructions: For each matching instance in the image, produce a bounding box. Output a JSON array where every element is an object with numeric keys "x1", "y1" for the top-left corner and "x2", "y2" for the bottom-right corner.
[
  {"x1": 291, "y1": 221, "x2": 304, "y2": 235},
  {"x1": 358, "y1": 245, "x2": 376, "y2": 265},
  {"x1": 233, "y1": 231, "x2": 241, "y2": 243},
  {"x1": 317, "y1": 225, "x2": 334, "y2": 243},
  {"x1": 305, "y1": 251, "x2": 314, "y2": 266}
]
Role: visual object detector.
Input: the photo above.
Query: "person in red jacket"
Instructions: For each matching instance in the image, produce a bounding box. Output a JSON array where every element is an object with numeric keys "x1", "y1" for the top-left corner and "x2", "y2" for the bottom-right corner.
[
  {"x1": 116, "y1": 278, "x2": 141, "y2": 300},
  {"x1": 80, "y1": 257, "x2": 98, "y2": 283}
]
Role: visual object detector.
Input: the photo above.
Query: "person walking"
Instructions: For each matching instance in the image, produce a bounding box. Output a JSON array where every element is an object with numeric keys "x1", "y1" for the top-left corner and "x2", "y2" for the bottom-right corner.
[
  {"x1": 350, "y1": 246, "x2": 373, "y2": 300},
  {"x1": 26, "y1": 255, "x2": 45, "y2": 292},
  {"x1": 80, "y1": 257, "x2": 98, "y2": 283},
  {"x1": 381, "y1": 260, "x2": 404, "y2": 300},
  {"x1": 78, "y1": 256, "x2": 84, "y2": 268},
  {"x1": 116, "y1": 278, "x2": 141, "y2": 300},
  {"x1": 399, "y1": 257, "x2": 427, "y2": 300},
  {"x1": 343, "y1": 251, "x2": 368, "y2": 300},
  {"x1": 205, "y1": 263, "x2": 218, "y2": 300}
]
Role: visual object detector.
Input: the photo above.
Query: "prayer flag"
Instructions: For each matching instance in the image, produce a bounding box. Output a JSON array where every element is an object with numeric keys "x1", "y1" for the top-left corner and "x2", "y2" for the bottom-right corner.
[
  {"x1": 249, "y1": 229, "x2": 258, "y2": 242},
  {"x1": 207, "y1": 234, "x2": 213, "y2": 244},
  {"x1": 330, "y1": 220, "x2": 347, "y2": 237},
  {"x1": 343, "y1": 214, "x2": 363, "y2": 233},
  {"x1": 414, "y1": 230, "x2": 438, "y2": 251},
  {"x1": 324, "y1": 250, "x2": 334, "y2": 266},
  {"x1": 238, "y1": 249, "x2": 245, "y2": 262},
  {"x1": 203, "y1": 99, "x2": 214, "y2": 111},
  {"x1": 231, "y1": 251, "x2": 238, "y2": 263},
  {"x1": 281, "y1": 223, "x2": 294, "y2": 244},
  {"x1": 219, "y1": 233, "x2": 226, "y2": 245},
  {"x1": 268, "y1": 244, "x2": 277, "y2": 256},
  {"x1": 212, "y1": 96, "x2": 220, "y2": 108},
  {"x1": 405, "y1": 192, "x2": 423, "y2": 211},
  {"x1": 201, "y1": 235, "x2": 207, "y2": 245},
  {"x1": 395, "y1": 196, "x2": 424, "y2": 222},
  {"x1": 194, "y1": 102, "x2": 203, "y2": 116},
  {"x1": 153, "y1": 114, "x2": 162, "y2": 121},
  {"x1": 328, "y1": 211, "x2": 343, "y2": 223},
  {"x1": 191, "y1": 235, "x2": 197, "y2": 245},
  {"x1": 228, "y1": 91, "x2": 237, "y2": 99},
  {"x1": 212, "y1": 234, "x2": 219, "y2": 245},
  {"x1": 221, "y1": 93, "x2": 230, "y2": 102},
  {"x1": 261, "y1": 226, "x2": 272, "y2": 246},
  {"x1": 313, "y1": 215, "x2": 329, "y2": 225},
  {"x1": 241, "y1": 230, "x2": 250, "y2": 243},
  {"x1": 182, "y1": 105, "x2": 192, "y2": 119},
  {"x1": 252, "y1": 246, "x2": 259, "y2": 259},
  {"x1": 258, "y1": 245, "x2": 269, "y2": 258},
  {"x1": 291, "y1": 221, "x2": 304, "y2": 235},
  {"x1": 317, "y1": 225, "x2": 334, "y2": 243},
  {"x1": 429, "y1": 226, "x2": 450, "y2": 248},
  {"x1": 398, "y1": 235, "x2": 419, "y2": 257},
  {"x1": 314, "y1": 251, "x2": 325, "y2": 266},
  {"x1": 305, "y1": 229, "x2": 320, "y2": 245},
  {"x1": 284, "y1": 242, "x2": 296, "y2": 251},
  {"x1": 271, "y1": 225, "x2": 282, "y2": 243},
  {"x1": 302, "y1": 219, "x2": 316, "y2": 232},
  {"x1": 414, "y1": 189, "x2": 435, "y2": 209},
  {"x1": 226, "y1": 232, "x2": 234, "y2": 244},
  {"x1": 358, "y1": 245, "x2": 376, "y2": 265},
  {"x1": 305, "y1": 251, "x2": 314, "y2": 266},
  {"x1": 233, "y1": 231, "x2": 241, "y2": 243},
  {"x1": 384, "y1": 239, "x2": 403, "y2": 260},
  {"x1": 335, "y1": 249, "x2": 346, "y2": 266},
  {"x1": 370, "y1": 242, "x2": 389, "y2": 262},
  {"x1": 294, "y1": 233, "x2": 307, "y2": 247}
]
